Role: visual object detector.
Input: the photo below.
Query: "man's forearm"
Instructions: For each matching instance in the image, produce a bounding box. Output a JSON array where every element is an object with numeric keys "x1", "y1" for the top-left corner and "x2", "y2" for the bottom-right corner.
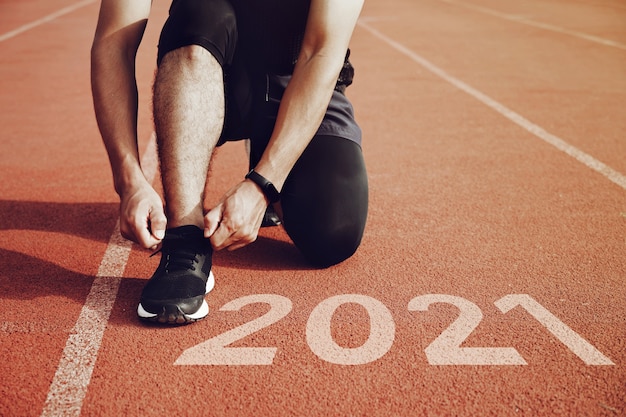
[
  {"x1": 253, "y1": 52, "x2": 343, "y2": 191},
  {"x1": 91, "y1": 0, "x2": 151, "y2": 195},
  {"x1": 91, "y1": 36, "x2": 146, "y2": 195},
  {"x1": 252, "y1": 0, "x2": 363, "y2": 191}
]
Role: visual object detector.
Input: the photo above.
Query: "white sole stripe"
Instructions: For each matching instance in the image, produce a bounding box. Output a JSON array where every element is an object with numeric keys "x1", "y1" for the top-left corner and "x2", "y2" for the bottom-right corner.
[
  {"x1": 136, "y1": 270, "x2": 216, "y2": 319},
  {"x1": 357, "y1": 21, "x2": 626, "y2": 191}
]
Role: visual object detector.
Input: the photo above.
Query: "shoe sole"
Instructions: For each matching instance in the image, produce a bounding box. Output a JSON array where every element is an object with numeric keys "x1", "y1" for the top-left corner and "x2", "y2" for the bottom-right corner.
[{"x1": 137, "y1": 270, "x2": 215, "y2": 325}]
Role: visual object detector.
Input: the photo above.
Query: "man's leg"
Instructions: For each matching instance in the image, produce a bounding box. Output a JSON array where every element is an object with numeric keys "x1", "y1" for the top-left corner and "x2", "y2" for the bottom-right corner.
[
  {"x1": 138, "y1": 0, "x2": 238, "y2": 324},
  {"x1": 280, "y1": 135, "x2": 368, "y2": 268},
  {"x1": 153, "y1": 45, "x2": 224, "y2": 228},
  {"x1": 137, "y1": 46, "x2": 223, "y2": 325}
]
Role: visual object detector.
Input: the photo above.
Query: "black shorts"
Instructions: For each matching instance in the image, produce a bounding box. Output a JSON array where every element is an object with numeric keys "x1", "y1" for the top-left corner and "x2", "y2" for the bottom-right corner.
[{"x1": 157, "y1": 0, "x2": 362, "y2": 152}]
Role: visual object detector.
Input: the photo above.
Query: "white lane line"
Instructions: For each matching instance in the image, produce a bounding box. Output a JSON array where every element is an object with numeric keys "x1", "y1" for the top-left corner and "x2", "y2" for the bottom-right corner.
[
  {"x1": 40, "y1": 134, "x2": 158, "y2": 417},
  {"x1": 0, "y1": 0, "x2": 97, "y2": 43},
  {"x1": 435, "y1": 0, "x2": 626, "y2": 51},
  {"x1": 358, "y1": 21, "x2": 626, "y2": 192}
]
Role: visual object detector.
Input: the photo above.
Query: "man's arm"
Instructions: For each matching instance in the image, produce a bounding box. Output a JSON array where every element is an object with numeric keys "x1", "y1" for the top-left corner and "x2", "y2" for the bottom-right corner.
[
  {"x1": 254, "y1": 0, "x2": 365, "y2": 190},
  {"x1": 91, "y1": 0, "x2": 166, "y2": 248},
  {"x1": 205, "y1": 0, "x2": 364, "y2": 250}
]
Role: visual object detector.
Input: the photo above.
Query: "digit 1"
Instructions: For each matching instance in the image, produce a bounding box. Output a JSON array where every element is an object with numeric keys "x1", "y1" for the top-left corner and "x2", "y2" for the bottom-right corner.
[{"x1": 495, "y1": 294, "x2": 614, "y2": 365}]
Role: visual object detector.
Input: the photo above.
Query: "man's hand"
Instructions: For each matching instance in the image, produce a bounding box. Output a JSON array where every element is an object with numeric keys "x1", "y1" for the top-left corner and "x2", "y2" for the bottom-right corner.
[
  {"x1": 204, "y1": 180, "x2": 270, "y2": 251},
  {"x1": 119, "y1": 182, "x2": 167, "y2": 249}
]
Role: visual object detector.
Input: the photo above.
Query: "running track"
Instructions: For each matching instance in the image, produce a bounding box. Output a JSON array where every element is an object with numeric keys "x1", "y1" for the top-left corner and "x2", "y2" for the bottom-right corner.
[{"x1": 1, "y1": 0, "x2": 625, "y2": 416}]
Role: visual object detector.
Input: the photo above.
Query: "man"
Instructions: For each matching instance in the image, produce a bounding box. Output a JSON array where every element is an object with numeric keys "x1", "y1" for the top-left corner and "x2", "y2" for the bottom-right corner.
[{"x1": 91, "y1": 0, "x2": 368, "y2": 325}]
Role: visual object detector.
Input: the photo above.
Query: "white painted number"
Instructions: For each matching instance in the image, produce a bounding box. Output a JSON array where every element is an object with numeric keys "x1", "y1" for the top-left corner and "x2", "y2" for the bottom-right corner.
[
  {"x1": 408, "y1": 294, "x2": 527, "y2": 365},
  {"x1": 175, "y1": 294, "x2": 292, "y2": 365},
  {"x1": 176, "y1": 293, "x2": 614, "y2": 367},
  {"x1": 306, "y1": 294, "x2": 396, "y2": 365},
  {"x1": 495, "y1": 294, "x2": 614, "y2": 365}
]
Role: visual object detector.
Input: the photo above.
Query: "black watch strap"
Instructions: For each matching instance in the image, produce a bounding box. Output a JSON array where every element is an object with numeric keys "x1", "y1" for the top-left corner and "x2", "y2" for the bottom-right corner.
[{"x1": 245, "y1": 169, "x2": 280, "y2": 203}]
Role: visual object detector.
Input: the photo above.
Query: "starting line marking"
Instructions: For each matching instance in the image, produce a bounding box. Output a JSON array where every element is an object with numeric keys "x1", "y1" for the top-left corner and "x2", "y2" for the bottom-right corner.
[
  {"x1": 40, "y1": 135, "x2": 158, "y2": 417},
  {"x1": 0, "y1": 0, "x2": 97, "y2": 43},
  {"x1": 357, "y1": 20, "x2": 626, "y2": 192}
]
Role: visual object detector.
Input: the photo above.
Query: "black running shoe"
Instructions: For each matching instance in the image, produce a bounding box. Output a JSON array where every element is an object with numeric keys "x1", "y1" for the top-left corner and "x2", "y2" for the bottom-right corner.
[{"x1": 137, "y1": 225, "x2": 214, "y2": 325}]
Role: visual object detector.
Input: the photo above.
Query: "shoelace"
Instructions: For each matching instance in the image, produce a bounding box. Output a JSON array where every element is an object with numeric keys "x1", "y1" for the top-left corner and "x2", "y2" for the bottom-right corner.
[{"x1": 151, "y1": 246, "x2": 200, "y2": 272}]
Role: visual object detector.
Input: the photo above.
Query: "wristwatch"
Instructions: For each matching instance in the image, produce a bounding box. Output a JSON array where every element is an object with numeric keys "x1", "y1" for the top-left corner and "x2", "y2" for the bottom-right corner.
[{"x1": 245, "y1": 169, "x2": 281, "y2": 203}]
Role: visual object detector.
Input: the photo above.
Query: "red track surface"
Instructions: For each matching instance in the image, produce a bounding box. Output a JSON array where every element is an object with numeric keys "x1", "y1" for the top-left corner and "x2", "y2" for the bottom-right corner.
[{"x1": 1, "y1": 0, "x2": 625, "y2": 416}]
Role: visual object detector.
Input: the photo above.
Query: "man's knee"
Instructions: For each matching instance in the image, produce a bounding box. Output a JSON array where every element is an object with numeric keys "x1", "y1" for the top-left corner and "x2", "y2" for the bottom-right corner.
[
  {"x1": 280, "y1": 136, "x2": 369, "y2": 268},
  {"x1": 160, "y1": 44, "x2": 219, "y2": 68},
  {"x1": 158, "y1": 0, "x2": 237, "y2": 66},
  {"x1": 289, "y1": 219, "x2": 366, "y2": 268}
]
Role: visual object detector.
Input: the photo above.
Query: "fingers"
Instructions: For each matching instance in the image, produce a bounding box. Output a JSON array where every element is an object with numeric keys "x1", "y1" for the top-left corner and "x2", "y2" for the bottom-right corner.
[
  {"x1": 119, "y1": 185, "x2": 167, "y2": 249},
  {"x1": 211, "y1": 221, "x2": 258, "y2": 251},
  {"x1": 204, "y1": 204, "x2": 260, "y2": 251},
  {"x1": 204, "y1": 204, "x2": 223, "y2": 239},
  {"x1": 149, "y1": 207, "x2": 167, "y2": 241},
  {"x1": 122, "y1": 209, "x2": 164, "y2": 250}
]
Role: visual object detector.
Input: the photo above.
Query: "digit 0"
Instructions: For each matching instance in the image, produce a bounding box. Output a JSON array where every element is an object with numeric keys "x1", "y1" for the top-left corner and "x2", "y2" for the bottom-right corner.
[{"x1": 306, "y1": 294, "x2": 396, "y2": 365}]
